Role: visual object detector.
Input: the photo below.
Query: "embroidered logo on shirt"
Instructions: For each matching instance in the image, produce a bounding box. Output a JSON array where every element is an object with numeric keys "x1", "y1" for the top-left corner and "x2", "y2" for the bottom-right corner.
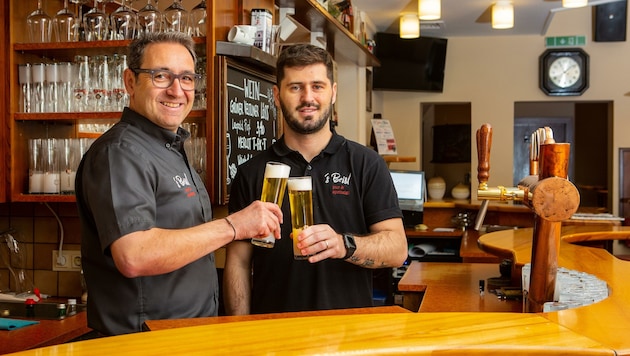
[
  {"x1": 173, "y1": 173, "x2": 196, "y2": 197},
  {"x1": 324, "y1": 172, "x2": 352, "y2": 196}
]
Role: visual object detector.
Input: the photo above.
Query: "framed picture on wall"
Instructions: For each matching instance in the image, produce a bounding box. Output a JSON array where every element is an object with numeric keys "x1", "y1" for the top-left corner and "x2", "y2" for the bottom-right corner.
[{"x1": 366, "y1": 68, "x2": 372, "y2": 112}]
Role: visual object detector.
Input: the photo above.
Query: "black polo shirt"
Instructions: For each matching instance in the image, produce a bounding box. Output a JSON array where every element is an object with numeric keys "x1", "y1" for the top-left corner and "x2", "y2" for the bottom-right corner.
[
  {"x1": 76, "y1": 108, "x2": 218, "y2": 335},
  {"x1": 229, "y1": 132, "x2": 402, "y2": 313}
]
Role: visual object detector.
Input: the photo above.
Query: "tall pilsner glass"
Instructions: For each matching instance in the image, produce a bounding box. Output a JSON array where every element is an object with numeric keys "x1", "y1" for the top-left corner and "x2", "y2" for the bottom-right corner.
[
  {"x1": 251, "y1": 162, "x2": 290, "y2": 248},
  {"x1": 288, "y1": 177, "x2": 314, "y2": 260}
]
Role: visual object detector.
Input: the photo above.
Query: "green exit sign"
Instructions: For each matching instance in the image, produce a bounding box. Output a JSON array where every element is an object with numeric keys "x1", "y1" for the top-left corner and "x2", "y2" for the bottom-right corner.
[{"x1": 545, "y1": 36, "x2": 586, "y2": 47}]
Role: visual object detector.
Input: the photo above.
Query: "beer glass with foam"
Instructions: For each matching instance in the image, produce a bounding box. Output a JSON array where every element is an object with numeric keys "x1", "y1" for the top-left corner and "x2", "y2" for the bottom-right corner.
[
  {"x1": 288, "y1": 176, "x2": 314, "y2": 259},
  {"x1": 251, "y1": 162, "x2": 290, "y2": 247}
]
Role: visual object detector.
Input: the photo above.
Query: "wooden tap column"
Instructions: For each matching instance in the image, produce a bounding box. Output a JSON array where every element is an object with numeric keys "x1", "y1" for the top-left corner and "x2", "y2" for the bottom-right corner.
[{"x1": 525, "y1": 142, "x2": 580, "y2": 312}]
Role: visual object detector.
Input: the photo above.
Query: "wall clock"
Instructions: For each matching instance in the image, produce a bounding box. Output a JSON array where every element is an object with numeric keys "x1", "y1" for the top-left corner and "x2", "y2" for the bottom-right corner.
[{"x1": 539, "y1": 48, "x2": 589, "y2": 96}]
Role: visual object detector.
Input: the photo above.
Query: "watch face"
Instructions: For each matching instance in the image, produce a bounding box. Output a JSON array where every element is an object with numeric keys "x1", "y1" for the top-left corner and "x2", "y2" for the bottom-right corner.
[
  {"x1": 539, "y1": 48, "x2": 589, "y2": 96},
  {"x1": 548, "y1": 57, "x2": 580, "y2": 88}
]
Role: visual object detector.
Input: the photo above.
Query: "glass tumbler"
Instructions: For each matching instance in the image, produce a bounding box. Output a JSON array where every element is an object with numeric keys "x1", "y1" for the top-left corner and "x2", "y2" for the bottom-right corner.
[
  {"x1": 251, "y1": 162, "x2": 291, "y2": 248},
  {"x1": 288, "y1": 176, "x2": 314, "y2": 260},
  {"x1": 18, "y1": 64, "x2": 33, "y2": 113}
]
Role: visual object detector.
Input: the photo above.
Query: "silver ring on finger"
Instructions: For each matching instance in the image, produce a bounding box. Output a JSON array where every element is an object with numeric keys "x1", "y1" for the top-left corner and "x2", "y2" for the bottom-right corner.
[{"x1": 324, "y1": 240, "x2": 329, "y2": 249}]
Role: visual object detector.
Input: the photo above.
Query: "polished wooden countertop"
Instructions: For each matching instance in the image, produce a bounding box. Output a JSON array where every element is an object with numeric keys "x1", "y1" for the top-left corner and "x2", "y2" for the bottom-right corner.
[
  {"x1": 144, "y1": 305, "x2": 410, "y2": 330},
  {"x1": 478, "y1": 225, "x2": 630, "y2": 355},
  {"x1": 7, "y1": 312, "x2": 614, "y2": 355},
  {"x1": 6, "y1": 226, "x2": 630, "y2": 355},
  {"x1": 398, "y1": 262, "x2": 522, "y2": 313},
  {"x1": 0, "y1": 312, "x2": 90, "y2": 355}
]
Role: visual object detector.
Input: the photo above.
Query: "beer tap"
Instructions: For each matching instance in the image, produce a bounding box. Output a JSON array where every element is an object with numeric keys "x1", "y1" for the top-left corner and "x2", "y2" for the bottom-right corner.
[
  {"x1": 474, "y1": 123, "x2": 581, "y2": 312},
  {"x1": 473, "y1": 123, "x2": 531, "y2": 231}
]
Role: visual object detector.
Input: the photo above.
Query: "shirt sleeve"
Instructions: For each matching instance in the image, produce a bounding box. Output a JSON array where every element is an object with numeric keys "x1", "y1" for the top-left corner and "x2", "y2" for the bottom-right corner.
[{"x1": 81, "y1": 141, "x2": 157, "y2": 251}]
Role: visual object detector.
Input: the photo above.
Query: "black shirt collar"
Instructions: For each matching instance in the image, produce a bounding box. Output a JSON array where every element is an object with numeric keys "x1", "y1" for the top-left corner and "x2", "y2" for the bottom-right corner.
[
  {"x1": 121, "y1": 108, "x2": 190, "y2": 151},
  {"x1": 272, "y1": 131, "x2": 346, "y2": 159}
]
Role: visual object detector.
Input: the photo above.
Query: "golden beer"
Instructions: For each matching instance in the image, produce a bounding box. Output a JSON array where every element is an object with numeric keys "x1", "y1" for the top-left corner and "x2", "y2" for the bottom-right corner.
[
  {"x1": 251, "y1": 162, "x2": 290, "y2": 248},
  {"x1": 288, "y1": 177, "x2": 313, "y2": 259},
  {"x1": 260, "y1": 177, "x2": 288, "y2": 206}
]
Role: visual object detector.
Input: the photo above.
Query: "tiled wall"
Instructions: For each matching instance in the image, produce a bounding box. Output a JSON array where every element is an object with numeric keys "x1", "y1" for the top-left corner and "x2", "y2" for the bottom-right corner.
[{"x1": 0, "y1": 202, "x2": 83, "y2": 299}]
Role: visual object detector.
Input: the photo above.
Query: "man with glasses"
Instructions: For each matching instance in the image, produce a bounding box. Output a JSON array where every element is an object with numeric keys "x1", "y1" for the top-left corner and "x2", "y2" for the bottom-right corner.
[{"x1": 76, "y1": 32, "x2": 283, "y2": 336}]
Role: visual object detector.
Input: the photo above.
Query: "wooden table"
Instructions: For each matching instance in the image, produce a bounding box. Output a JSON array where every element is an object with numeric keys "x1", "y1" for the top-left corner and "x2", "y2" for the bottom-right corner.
[
  {"x1": 397, "y1": 262, "x2": 522, "y2": 313},
  {"x1": 0, "y1": 312, "x2": 90, "y2": 355}
]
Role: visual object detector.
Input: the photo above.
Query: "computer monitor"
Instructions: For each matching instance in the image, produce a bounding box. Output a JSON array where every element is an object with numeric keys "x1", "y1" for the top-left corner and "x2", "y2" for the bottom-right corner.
[{"x1": 389, "y1": 170, "x2": 425, "y2": 212}]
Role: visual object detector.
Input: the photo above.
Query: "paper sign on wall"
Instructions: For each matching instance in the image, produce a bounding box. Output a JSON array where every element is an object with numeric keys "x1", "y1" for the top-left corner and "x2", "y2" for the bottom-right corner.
[{"x1": 371, "y1": 119, "x2": 398, "y2": 155}]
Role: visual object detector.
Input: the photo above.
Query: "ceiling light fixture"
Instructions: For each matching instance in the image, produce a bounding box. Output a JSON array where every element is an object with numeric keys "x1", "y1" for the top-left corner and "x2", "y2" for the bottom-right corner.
[
  {"x1": 418, "y1": 0, "x2": 441, "y2": 20},
  {"x1": 562, "y1": 0, "x2": 588, "y2": 8},
  {"x1": 492, "y1": 0, "x2": 514, "y2": 29},
  {"x1": 400, "y1": 13, "x2": 420, "y2": 39}
]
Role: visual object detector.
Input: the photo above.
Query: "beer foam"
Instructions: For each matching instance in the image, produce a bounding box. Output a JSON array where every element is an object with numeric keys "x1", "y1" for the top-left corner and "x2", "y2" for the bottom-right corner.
[
  {"x1": 264, "y1": 163, "x2": 291, "y2": 178},
  {"x1": 288, "y1": 177, "x2": 312, "y2": 191}
]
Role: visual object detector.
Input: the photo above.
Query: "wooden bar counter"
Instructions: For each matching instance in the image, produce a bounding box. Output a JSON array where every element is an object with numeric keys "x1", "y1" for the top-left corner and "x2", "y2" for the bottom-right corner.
[
  {"x1": 6, "y1": 226, "x2": 630, "y2": 355},
  {"x1": 398, "y1": 262, "x2": 522, "y2": 313}
]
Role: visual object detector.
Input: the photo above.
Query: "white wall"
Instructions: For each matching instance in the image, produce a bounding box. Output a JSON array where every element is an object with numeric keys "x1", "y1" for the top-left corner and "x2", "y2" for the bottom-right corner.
[{"x1": 361, "y1": 7, "x2": 630, "y2": 216}]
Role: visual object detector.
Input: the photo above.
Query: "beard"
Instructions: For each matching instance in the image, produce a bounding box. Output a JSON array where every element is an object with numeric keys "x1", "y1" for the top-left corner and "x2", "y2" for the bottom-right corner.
[{"x1": 280, "y1": 100, "x2": 332, "y2": 135}]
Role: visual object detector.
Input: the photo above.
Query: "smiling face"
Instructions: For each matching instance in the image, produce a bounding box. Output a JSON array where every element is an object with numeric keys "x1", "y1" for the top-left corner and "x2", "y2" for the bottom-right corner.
[
  {"x1": 124, "y1": 42, "x2": 196, "y2": 132},
  {"x1": 274, "y1": 63, "x2": 337, "y2": 136}
]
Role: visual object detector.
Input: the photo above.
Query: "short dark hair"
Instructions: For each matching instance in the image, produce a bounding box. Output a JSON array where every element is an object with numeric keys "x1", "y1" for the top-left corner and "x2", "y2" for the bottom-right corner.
[
  {"x1": 127, "y1": 32, "x2": 197, "y2": 72},
  {"x1": 276, "y1": 44, "x2": 334, "y2": 86}
]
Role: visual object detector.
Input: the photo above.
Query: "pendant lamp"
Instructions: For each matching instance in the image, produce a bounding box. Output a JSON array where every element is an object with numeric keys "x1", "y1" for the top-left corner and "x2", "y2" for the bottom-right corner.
[
  {"x1": 418, "y1": 0, "x2": 441, "y2": 20},
  {"x1": 492, "y1": 0, "x2": 514, "y2": 29},
  {"x1": 400, "y1": 13, "x2": 420, "y2": 38}
]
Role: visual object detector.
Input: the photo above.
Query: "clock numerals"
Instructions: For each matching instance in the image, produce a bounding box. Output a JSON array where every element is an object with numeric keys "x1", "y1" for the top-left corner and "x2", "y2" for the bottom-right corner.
[{"x1": 548, "y1": 57, "x2": 581, "y2": 88}]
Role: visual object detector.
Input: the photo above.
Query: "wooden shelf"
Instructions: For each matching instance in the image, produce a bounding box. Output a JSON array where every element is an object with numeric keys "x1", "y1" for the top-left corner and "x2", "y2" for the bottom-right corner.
[
  {"x1": 405, "y1": 228, "x2": 463, "y2": 238},
  {"x1": 12, "y1": 194, "x2": 76, "y2": 203},
  {"x1": 13, "y1": 37, "x2": 207, "y2": 58},
  {"x1": 275, "y1": 0, "x2": 379, "y2": 67},
  {"x1": 13, "y1": 110, "x2": 207, "y2": 121}
]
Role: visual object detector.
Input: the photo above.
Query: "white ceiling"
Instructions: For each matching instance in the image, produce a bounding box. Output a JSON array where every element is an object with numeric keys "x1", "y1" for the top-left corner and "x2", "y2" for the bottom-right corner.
[{"x1": 351, "y1": 0, "x2": 625, "y2": 37}]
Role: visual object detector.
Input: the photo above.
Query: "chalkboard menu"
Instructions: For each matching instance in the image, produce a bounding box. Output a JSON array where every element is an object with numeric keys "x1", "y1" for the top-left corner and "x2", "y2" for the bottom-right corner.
[{"x1": 217, "y1": 57, "x2": 280, "y2": 204}]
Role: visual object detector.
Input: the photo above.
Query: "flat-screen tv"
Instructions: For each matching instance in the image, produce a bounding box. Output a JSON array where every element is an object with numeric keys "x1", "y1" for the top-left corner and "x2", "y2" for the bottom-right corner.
[
  {"x1": 373, "y1": 32, "x2": 447, "y2": 92},
  {"x1": 390, "y1": 170, "x2": 425, "y2": 212}
]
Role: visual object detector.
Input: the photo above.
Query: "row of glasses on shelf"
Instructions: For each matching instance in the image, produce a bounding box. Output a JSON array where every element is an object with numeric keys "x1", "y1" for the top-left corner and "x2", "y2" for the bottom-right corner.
[
  {"x1": 18, "y1": 53, "x2": 207, "y2": 113},
  {"x1": 26, "y1": 0, "x2": 207, "y2": 43},
  {"x1": 28, "y1": 137, "x2": 96, "y2": 194},
  {"x1": 19, "y1": 54, "x2": 129, "y2": 113},
  {"x1": 27, "y1": 129, "x2": 205, "y2": 195}
]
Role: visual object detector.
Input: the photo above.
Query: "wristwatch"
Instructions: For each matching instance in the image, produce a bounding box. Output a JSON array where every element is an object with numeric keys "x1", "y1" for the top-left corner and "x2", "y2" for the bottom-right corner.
[{"x1": 342, "y1": 233, "x2": 356, "y2": 260}]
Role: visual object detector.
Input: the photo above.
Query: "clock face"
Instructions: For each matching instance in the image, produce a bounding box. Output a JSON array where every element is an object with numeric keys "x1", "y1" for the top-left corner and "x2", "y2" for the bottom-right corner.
[
  {"x1": 548, "y1": 57, "x2": 581, "y2": 88},
  {"x1": 539, "y1": 48, "x2": 589, "y2": 96}
]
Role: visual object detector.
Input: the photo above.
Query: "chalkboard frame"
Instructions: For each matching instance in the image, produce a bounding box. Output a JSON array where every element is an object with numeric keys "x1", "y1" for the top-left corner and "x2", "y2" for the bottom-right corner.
[{"x1": 216, "y1": 56, "x2": 282, "y2": 205}]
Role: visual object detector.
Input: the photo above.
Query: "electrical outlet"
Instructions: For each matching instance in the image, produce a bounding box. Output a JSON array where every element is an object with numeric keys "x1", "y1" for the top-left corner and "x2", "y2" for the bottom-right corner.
[{"x1": 52, "y1": 250, "x2": 82, "y2": 272}]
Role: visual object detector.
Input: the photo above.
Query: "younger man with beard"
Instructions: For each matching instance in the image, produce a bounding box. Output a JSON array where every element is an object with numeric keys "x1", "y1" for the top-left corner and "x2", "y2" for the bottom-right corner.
[{"x1": 223, "y1": 44, "x2": 407, "y2": 314}]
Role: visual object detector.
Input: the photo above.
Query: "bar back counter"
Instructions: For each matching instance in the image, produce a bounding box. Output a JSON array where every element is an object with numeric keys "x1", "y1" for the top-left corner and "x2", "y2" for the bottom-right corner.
[{"x1": 6, "y1": 226, "x2": 630, "y2": 355}]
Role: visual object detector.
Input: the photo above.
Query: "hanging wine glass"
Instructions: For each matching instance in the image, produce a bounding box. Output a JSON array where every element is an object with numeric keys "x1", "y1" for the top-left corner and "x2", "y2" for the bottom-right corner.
[
  {"x1": 26, "y1": 0, "x2": 53, "y2": 43},
  {"x1": 110, "y1": 0, "x2": 137, "y2": 40},
  {"x1": 69, "y1": 0, "x2": 88, "y2": 41},
  {"x1": 137, "y1": 0, "x2": 163, "y2": 36},
  {"x1": 83, "y1": 0, "x2": 109, "y2": 41},
  {"x1": 53, "y1": 0, "x2": 78, "y2": 42},
  {"x1": 163, "y1": 0, "x2": 188, "y2": 33},
  {"x1": 189, "y1": 0, "x2": 206, "y2": 37}
]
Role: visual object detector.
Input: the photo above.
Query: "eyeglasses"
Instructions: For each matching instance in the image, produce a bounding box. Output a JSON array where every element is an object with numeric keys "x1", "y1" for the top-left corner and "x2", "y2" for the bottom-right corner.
[{"x1": 131, "y1": 68, "x2": 203, "y2": 91}]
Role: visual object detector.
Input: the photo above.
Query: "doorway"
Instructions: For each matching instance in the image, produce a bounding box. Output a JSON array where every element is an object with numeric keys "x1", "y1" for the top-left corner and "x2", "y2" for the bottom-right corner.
[
  {"x1": 514, "y1": 102, "x2": 611, "y2": 212},
  {"x1": 421, "y1": 103, "x2": 472, "y2": 197},
  {"x1": 513, "y1": 117, "x2": 575, "y2": 185}
]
